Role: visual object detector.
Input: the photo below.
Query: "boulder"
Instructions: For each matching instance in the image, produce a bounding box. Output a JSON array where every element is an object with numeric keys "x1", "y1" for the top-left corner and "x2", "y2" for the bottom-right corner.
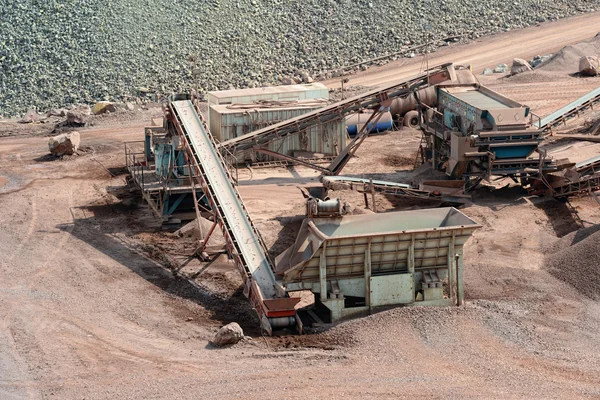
[
  {"x1": 212, "y1": 322, "x2": 244, "y2": 346},
  {"x1": 66, "y1": 105, "x2": 90, "y2": 126},
  {"x1": 300, "y1": 71, "x2": 314, "y2": 83},
  {"x1": 579, "y1": 56, "x2": 599, "y2": 76},
  {"x1": 48, "y1": 131, "x2": 80, "y2": 156},
  {"x1": 511, "y1": 58, "x2": 533, "y2": 75},
  {"x1": 19, "y1": 109, "x2": 41, "y2": 124},
  {"x1": 493, "y1": 63, "x2": 508, "y2": 73},
  {"x1": 92, "y1": 101, "x2": 117, "y2": 115},
  {"x1": 47, "y1": 108, "x2": 67, "y2": 117},
  {"x1": 481, "y1": 68, "x2": 493, "y2": 75},
  {"x1": 280, "y1": 76, "x2": 294, "y2": 85}
]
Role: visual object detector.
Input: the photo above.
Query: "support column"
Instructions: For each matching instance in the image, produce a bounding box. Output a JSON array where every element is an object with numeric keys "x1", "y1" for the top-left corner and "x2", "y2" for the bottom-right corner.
[
  {"x1": 319, "y1": 243, "x2": 327, "y2": 302},
  {"x1": 408, "y1": 235, "x2": 415, "y2": 301},
  {"x1": 448, "y1": 232, "x2": 456, "y2": 305},
  {"x1": 364, "y1": 240, "x2": 372, "y2": 311},
  {"x1": 456, "y1": 249, "x2": 464, "y2": 306}
]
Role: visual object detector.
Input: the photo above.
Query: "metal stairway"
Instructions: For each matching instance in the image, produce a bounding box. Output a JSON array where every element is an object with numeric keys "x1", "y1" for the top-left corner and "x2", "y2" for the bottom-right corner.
[{"x1": 168, "y1": 100, "x2": 299, "y2": 334}]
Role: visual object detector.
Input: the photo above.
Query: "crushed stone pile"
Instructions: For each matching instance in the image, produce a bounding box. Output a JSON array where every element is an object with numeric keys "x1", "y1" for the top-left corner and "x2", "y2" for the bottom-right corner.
[
  {"x1": 544, "y1": 227, "x2": 600, "y2": 300},
  {"x1": 1, "y1": 1, "x2": 599, "y2": 117},
  {"x1": 538, "y1": 32, "x2": 600, "y2": 72}
]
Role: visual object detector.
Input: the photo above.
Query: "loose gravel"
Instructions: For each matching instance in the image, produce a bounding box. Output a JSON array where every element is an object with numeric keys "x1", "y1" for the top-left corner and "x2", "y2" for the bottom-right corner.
[
  {"x1": 545, "y1": 228, "x2": 600, "y2": 300},
  {"x1": 1, "y1": 1, "x2": 599, "y2": 117}
]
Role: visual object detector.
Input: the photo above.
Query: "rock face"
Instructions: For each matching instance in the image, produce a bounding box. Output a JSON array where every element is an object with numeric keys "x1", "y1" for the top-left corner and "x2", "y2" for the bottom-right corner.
[
  {"x1": 48, "y1": 131, "x2": 80, "y2": 156},
  {"x1": 579, "y1": 56, "x2": 599, "y2": 76},
  {"x1": 213, "y1": 323, "x2": 244, "y2": 346},
  {"x1": 511, "y1": 58, "x2": 533, "y2": 75}
]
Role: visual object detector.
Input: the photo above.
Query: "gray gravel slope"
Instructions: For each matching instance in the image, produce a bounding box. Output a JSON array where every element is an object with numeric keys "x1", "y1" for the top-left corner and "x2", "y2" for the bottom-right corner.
[{"x1": 1, "y1": 0, "x2": 598, "y2": 116}]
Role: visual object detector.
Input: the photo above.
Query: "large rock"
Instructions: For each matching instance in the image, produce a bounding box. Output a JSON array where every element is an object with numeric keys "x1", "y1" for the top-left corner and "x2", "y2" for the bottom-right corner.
[
  {"x1": 511, "y1": 58, "x2": 532, "y2": 75},
  {"x1": 579, "y1": 56, "x2": 599, "y2": 76},
  {"x1": 48, "y1": 131, "x2": 80, "y2": 156},
  {"x1": 66, "y1": 105, "x2": 91, "y2": 126},
  {"x1": 213, "y1": 322, "x2": 244, "y2": 346},
  {"x1": 19, "y1": 109, "x2": 41, "y2": 124},
  {"x1": 92, "y1": 101, "x2": 117, "y2": 115},
  {"x1": 493, "y1": 63, "x2": 508, "y2": 73}
]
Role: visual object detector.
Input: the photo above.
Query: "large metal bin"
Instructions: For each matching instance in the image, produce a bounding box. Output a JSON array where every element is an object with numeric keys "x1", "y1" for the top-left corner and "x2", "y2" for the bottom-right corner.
[{"x1": 276, "y1": 207, "x2": 480, "y2": 321}]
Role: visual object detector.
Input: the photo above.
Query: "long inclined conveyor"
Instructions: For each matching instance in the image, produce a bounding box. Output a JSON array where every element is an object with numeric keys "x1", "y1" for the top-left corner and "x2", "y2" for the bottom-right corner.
[{"x1": 169, "y1": 100, "x2": 299, "y2": 335}]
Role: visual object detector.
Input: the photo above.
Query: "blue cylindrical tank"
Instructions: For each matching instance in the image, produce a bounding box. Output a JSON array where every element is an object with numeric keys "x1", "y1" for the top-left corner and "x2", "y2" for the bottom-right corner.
[{"x1": 346, "y1": 110, "x2": 393, "y2": 137}]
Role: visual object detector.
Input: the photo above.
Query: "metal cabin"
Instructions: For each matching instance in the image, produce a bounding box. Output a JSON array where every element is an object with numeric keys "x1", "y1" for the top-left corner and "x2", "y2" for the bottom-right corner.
[{"x1": 276, "y1": 208, "x2": 480, "y2": 323}]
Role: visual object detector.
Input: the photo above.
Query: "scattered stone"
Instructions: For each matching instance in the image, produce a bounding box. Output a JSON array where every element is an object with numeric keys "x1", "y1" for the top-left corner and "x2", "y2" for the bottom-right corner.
[
  {"x1": 212, "y1": 322, "x2": 244, "y2": 346},
  {"x1": 47, "y1": 108, "x2": 67, "y2": 117},
  {"x1": 300, "y1": 71, "x2": 313, "y2": 83},
  {"x1": 92, "y1": 101, "x2": 117, "y2": 115},
  {"x1": 493, "y1": 63, "x2": 508, "y2": 73},
  {"x1": 579, "y1": 56, "x2": 599, "y2": 76},
  {"x1": 530, "y1": 54, "x2": 553, "y2": 68},
  {"x1": 65, "y1": 105, "x2": 91, "y2": 127},
  {"x1": 511, "y1": 58, "x2": 533, "y2": 75},
  {"x1": 125, "y1": 102, "x2": 136, "y2": 111},
  {"x1": 18, "y1": 109, "x2": 41, "y2": 124},
  {"x1": 48, "y1": 131, "x2": 81, "y2": 156}
]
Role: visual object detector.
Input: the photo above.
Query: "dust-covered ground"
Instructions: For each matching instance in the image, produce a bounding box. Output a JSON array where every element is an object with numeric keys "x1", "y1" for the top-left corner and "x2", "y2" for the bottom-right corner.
[{"x1": 2, "y1": 32, "x2": 600, "y2": 400}]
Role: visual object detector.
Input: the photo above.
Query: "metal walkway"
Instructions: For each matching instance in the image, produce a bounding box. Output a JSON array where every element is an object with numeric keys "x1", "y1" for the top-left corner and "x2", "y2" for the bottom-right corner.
[
  {"x1": 169, "y1": 100, "x2": 298, "y2": 334},
  {"x1": 536, "y1": 87, "x2": 600, "y2": 132},
  {"x1": 219, "y1": 64, "x2": 457, "y2": 175}
]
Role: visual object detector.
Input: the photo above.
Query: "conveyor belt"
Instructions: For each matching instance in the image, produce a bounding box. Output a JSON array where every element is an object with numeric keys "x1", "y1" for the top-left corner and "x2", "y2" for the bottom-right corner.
[
  {"x1": 537, "y1": 87, "x2": 600, "y2": 132},
  {"x1": 169, "y1": 100, "x2": 298, "y2": 334},
  {"x1": 219, "y1": 64, "x2": 457, "y2": 174}
]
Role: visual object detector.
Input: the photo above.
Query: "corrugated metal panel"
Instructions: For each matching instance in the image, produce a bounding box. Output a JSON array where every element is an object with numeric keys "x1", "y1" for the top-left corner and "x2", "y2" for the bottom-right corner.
[
  {"x1": 210, "y1": 103, "x2": 347, "y2": 162},
  {"x1": 207, "y1": 83, "x2": 329, "y2": 106}
]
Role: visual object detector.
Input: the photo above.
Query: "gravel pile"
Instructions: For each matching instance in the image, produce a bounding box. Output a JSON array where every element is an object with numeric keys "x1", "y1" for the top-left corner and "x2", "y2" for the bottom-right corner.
[
  {"x1": 545, "y1": 228, "x2": 600, "y2": 299},
  {"x1": 538, "y1": 32, "x2": 600, "y2": 72},
  {"x1": 1, "y1": 1, "x2": 599, "y2": 117}
]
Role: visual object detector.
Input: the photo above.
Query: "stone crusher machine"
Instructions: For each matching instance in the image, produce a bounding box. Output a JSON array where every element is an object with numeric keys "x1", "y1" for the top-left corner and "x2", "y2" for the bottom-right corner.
[{"x1": 418, "y1": 83, "x2": 558, "y2": 190}]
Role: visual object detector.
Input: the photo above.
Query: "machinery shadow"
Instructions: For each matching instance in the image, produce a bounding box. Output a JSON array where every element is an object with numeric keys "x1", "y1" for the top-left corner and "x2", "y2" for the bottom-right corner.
[
  {"x1": 533, "y1": 197, "x2": 586, "y2": 237},
  {"x1": 56, "y1": 195, "x2": 262, "y2": 336}
]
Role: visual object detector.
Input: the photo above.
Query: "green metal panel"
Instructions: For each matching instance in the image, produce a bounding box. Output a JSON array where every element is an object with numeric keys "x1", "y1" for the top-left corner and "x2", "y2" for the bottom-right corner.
[{"x1": 369, "y1": 274, "x2": 414, "y2": 306}]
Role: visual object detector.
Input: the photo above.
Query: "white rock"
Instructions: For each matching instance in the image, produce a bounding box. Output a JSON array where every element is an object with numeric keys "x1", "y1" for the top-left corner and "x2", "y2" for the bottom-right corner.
[
  {"x1": 48, "y1": 131, "x2": 81, "y2": 156},
  {"x1": 511, "y1": 58, "x2": 532, "y2": 75},
  {"x1": 579, "y1": 56, "x2": 599, "y2": 76},
  {"x1": 213, "y1": 322, "x2": 244, "y2": 346}
]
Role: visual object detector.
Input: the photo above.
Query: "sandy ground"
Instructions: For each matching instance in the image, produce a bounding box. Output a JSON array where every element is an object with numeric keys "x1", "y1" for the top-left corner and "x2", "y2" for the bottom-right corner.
[{"x1": 2, "y1": 17, "x2": 600, "y2": 400}]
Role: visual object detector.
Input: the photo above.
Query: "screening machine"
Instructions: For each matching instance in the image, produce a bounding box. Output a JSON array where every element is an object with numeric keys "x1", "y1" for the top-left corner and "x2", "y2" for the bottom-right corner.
[
  {"x1": 276, "y1": 208, "x2": 480, "y2": 323},
  {"x1": 419, "y1": 84, "x2": 557, "y2": 189}
]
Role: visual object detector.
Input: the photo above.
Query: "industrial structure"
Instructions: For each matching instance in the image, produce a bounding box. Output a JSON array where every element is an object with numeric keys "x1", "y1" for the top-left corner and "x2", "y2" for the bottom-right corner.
[{"x1": 124, "y1": 62, "x2": 600, "y2": 334}]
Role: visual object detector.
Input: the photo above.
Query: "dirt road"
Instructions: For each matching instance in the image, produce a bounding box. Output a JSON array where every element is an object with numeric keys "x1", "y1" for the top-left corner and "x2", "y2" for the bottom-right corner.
[{"x1": 324, "y1": 11, "x2": 600, "y2": 89}]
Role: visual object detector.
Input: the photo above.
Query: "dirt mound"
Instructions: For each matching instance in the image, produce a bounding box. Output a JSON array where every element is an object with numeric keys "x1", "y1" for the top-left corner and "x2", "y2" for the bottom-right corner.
[
  {"x1": 544, "y1": 227, "x2": 600, "y2": 299},
  {"x1": 539, "y1": 32, "x2": 600, "y2": 73}
]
